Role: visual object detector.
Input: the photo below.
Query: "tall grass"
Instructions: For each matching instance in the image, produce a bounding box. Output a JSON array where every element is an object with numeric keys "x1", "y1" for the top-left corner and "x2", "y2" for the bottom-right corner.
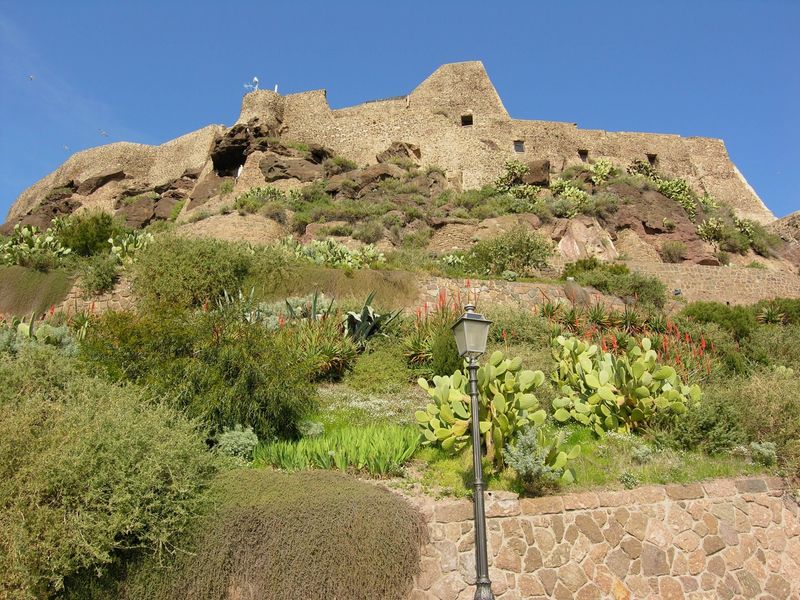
[{"x1": 254, "y1": 424, "x2": 420, "y2": 476}]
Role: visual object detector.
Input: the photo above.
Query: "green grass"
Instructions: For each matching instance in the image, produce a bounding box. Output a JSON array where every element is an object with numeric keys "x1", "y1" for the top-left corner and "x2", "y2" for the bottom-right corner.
[
  {"x1": 410, "y1": 424, "x2": 769, "y2": 498},
  {"x1": 562, "y1": 427, "x2": 768, "y2": 490},
  {"x1": 0, "y1": 266, "x2": 74, "y2": 317}
]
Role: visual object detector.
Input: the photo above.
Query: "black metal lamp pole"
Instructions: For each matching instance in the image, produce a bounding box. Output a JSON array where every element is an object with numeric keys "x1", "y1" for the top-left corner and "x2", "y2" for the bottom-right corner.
[{"x1": 467, "y1": 356, "x2": 495, "y2": 599}]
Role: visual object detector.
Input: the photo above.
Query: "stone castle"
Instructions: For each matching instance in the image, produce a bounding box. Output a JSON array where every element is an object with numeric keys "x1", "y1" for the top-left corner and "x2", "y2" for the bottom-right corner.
[{"x1": 5, "y1": 61, "x2": 775, "y2": 226}]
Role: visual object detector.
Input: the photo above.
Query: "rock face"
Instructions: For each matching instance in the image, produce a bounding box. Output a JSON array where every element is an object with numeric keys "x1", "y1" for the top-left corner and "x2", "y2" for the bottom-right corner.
[
  {"x1": 75, "y1": 169, "x2": 127, "y2": 196},
  {"x1": 376, "y1": 141, "x2": 421, "y2": 164},
  {"x1": 522, "y1": 159, "x2": 550, "y2": 186}
]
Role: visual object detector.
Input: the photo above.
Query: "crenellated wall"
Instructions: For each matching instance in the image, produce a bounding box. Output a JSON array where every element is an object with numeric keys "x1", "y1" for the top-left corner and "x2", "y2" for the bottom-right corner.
[{"x1": 405, "y1": 477, "x2": 800, "y2": 599}]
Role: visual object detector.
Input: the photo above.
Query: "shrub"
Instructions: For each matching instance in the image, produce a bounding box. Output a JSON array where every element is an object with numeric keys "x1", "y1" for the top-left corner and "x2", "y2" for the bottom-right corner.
[
  {"x1": 564, "y1": 259, "x2": 667, "y2": 309},
  {"x1": 658, "y1": 385, "x2": 748, "y2": 454},
  {"x1": 720, "y1": 373, "x2": 800, "y2": 473},
  {"x1": 115, "y1": 470, "x2": 426, "y2": 600},
  {"x1": 429, "y1": 329, "x2": 462, "y2": 377},
  {"x1": 660, "y1": 240, "x2": 687, "y2": 263},
  {"x1": 468, "y1": 227, "x2": 552, "y2": 276},
  {"x1": 81, "y1": 310, "x2": 317, "y2": 439},
  {"x1": 505, "y1": 425, "x2": 581, "y2": 495},
  {"x1": 0, "y1": 346, "x2": 217, "y2": 599},
  {"x1": 281, "y1": 237, "x2": 386, "y2": 269},
  {"x1": 345, "y1": 342, "x2": 411, "y2": 394},
  {"x1": 233, "y1": 186, "x2": 286, "y2": 214},
  {"x1": 78, "y1": 253, "x2": 119, "y2": 296},
  {"x1": 294, "y1": 317, "x2": 359, "y2": 381},
  {"x1": 219, "y1": 179, "x2": 234, "y2": 195},
  {"x1": 750, "y1": 441, "x2": 777, "y2": 467},
  {"x1": 131, "y1": 236, "x2": 253, "y2": 307},
  {"x1": 57, "y1": 211, "x2": 126, "y2": 256},
  {"x1": 551, "y1": 335, "x2": 701, "y2": 434},
  {"x1": 254, "y1": 424, "x2": 419, "y2": 475},
  {"x1": 215, "y1": 425, "x2": 259, "y2": 461},
  {"x1": 352, "y1": 220, "x2": 384, "y2": 244},
  {"x1": 680, "y1": 302, "x2": 757, "y2": 341},
  {"x1": 416, "y1": 351, "x2": 547, "y2": 468}
]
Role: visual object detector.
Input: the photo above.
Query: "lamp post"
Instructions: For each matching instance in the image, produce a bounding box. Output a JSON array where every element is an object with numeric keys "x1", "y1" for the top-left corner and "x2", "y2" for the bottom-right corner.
[{"x1": 451, "y1": 304, "x2": 494, "y2": 600}]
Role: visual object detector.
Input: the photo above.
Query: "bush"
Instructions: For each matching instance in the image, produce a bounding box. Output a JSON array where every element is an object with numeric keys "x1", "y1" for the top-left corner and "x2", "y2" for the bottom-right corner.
[
  {"x1": 78, "y1": 254, "x2": 119, "y2": 296},
  {"x1": 660, "y1": 240, "x2": 687, "y2": 263},
  {"x1": 468, "y1": 227, "x2": 552, "y2": 276},
  {"x1": 721, "y1": 374, "x2": 800, "y2": 473},
  {"x1": 346, "y1": 342, "x2": 411, "y2": 394},
  {"x1": 131, "y1": 236, "x2": 253, "y2": 307},
  {"x1": 233, "y1": 186, "x2": 286, "y2": 214},
  {"x1": 0, "y1": 346, "x2": 217, "y2": 599},
  {"x1": 81, "y1": 310, "x2": 318, "y2": 439},
  {"x1": 429, "y1": 329, "x2": 462, "y2": 377},
  {"x1": 564, "y1": 259, "x2": 667, "y2": 309},
  {"x1": 680, "y1": 302, "x2": 757, "y2": 341},
  {"x1": 658, "y1": 386, "x2": 748, "y2": 454},
  {"x1": 114, "y1": 470, "x2": 426, "y2": 600},
  {"x1": 505, "y1": 425, "x2": 580, "y2": 495},
  {"x1": 352, "y1": 220, "x2": 384, "y2": 244},
  {"x1": 57, "y1": 212, "x2": 126, "y2": 257},
  {"x1": 215, "y1": 425, "x2": 259, "y2": 461}
]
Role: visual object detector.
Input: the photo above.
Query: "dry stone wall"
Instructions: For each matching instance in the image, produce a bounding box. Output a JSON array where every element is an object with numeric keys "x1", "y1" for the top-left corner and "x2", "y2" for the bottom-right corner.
[
  {"x1": 57, "y1": 277, "x2": 134, "y2": 316},
  {"x1": 407, "y1": 477, "x2": 800, "y2": 599},
  {"x1": 627, "y1": 262, "x2": 800, "y2": 305}
]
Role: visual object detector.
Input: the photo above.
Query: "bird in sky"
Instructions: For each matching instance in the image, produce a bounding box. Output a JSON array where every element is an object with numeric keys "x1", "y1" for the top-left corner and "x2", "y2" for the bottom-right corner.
[
  {"x1": 28, "y1": 75, "x2": 34, "y2": 81},
  {"x1": 243, "y1": 76, "x2": 260, "y2": 92},
  {"x1": 63, "y1": 145, "x2": 70, "y2": 151},
  {"x1": 98, "y1": 129, "x2": 109, "y2": 137}
]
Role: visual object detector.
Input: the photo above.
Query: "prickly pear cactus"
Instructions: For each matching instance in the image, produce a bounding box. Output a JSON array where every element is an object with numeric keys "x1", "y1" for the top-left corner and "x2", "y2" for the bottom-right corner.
[
  {"x1": 551, "y1": 335, "x2": 701, "y2": 435},
  {"x1": 416, "y1": 350, "x2": 547, "y2": 468}
]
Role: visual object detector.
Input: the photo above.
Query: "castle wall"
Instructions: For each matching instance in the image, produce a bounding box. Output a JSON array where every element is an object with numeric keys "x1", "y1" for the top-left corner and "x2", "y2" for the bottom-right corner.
[{"x1": 239, "y1": 61, "x2": 773, "y2": 223}]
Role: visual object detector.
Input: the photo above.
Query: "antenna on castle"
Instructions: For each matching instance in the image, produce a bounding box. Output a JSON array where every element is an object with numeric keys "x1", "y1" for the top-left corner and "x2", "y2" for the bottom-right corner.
[{"x1": 243, "y1": 76, "x2": 260, "y2": 93}]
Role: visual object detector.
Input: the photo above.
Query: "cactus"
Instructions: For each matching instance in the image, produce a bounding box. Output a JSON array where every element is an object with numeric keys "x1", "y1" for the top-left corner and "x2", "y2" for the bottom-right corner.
[
  {"x1": 415, "y1": 350, "x2": 547, "y2": 468},
  {"x1": 551, "y1": 335, "x2": 701, "y2": 435}
]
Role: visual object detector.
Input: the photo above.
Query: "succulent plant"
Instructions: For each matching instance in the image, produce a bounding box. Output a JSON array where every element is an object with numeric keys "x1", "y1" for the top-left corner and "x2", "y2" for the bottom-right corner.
[
  {"x1": 551, "y1": 335, "x2": 701, "y2": 435},
  {"x1": 415, "y1": 350, "x2": 547, "y2": 468}
]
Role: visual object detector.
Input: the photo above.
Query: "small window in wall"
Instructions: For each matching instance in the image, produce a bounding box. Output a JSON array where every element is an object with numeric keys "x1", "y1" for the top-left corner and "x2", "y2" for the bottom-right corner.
[
  {"x1": 513, "y1": 140, "x2": 525, "y2": 153},
  {"x1": 578, "y1": 149, "x2": 589, "y2": 162},
  {"x1": 461, "y1": 114, "x2": 473, "y2": 127},
  {"x1": 646, "y1": 153, "x2": 658, "y2": 167}
]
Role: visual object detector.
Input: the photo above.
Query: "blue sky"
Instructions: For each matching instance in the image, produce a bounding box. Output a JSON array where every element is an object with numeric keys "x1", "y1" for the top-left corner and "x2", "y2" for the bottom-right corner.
[{"x1": 1, "y1": 0, "x2": 797, "y2": 219}]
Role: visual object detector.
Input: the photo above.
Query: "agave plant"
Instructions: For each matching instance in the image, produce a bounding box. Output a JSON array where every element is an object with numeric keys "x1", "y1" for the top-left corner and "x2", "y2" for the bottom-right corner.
[
  {"x1": 344, "y1": 292, "x2": 401, "y2": 348},
  {"x1": 756, "y1": 304, "x2": 786, "y2": 325}
]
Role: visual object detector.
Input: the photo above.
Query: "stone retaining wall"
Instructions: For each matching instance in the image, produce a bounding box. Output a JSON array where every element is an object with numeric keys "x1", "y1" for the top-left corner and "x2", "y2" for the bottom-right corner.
[
  {"x1": 407, "y1": 477, "x2": 799, "y2": 599},
  {"x1": 57, "y1": 277, "x2": 134, "y2": 316},
  {"x1": 628, "y1": 262, "x2": 800, "y2": 305},
  {"x1": 415, "y1": 276, "x2": 626, "y2": 312}
]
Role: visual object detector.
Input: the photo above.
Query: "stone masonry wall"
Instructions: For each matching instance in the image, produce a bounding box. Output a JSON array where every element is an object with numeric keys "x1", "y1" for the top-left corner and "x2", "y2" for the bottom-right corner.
[
  {"x1": 57, "y1": 277, "x2": 134, "y2": 316},
  {"x1": 238, "y1": 62, "x2": 773, "y2": 224},
  {"x1": 55, "y1": 263, "x2": 800, "y2": 320},
  {"x1": 628, "y1": 262, "x2": 800, "y2": 305},
  {"x1": 407, "y1": 477, "x2": 800, "y2": 599}
]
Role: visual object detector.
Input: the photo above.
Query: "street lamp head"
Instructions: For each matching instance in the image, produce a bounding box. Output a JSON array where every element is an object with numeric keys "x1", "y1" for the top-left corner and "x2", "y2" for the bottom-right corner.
[{"x1": 451, "y1": 304, "x2": 492, "y2": 358}]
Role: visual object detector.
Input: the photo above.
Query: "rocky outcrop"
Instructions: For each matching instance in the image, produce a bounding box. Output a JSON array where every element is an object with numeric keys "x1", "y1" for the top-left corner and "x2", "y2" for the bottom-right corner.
[
  {"x1": 376, "y1": 141, "x2": 421, "y2": 164},
  {"x1": 75, "y1": 169, "x2": 127, "y2": 196},
  {"x1": 522, "y1": 159, "x2": 550, "y2": 187}
]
